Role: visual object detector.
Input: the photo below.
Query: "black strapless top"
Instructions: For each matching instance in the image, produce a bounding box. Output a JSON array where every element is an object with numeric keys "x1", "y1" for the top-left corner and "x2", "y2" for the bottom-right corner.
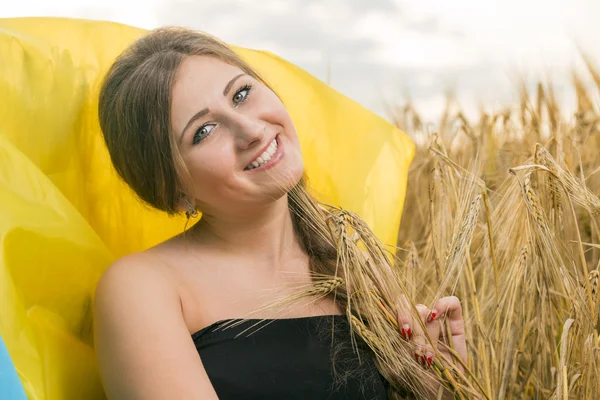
[{"x1": 192, "y1": 315, "x2": 389, "y2": 399}]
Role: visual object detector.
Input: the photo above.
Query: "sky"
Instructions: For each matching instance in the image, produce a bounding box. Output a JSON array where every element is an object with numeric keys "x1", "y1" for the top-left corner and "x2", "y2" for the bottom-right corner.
[{"x1": 2, "y1": 0, "x2": 599, "y2": 122}]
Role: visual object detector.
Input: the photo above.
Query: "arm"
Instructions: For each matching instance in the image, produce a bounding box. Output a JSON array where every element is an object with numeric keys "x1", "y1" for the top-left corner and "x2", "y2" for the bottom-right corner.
[{"x1": 93, "y1": 256, "x2": 219, "y2": 400}]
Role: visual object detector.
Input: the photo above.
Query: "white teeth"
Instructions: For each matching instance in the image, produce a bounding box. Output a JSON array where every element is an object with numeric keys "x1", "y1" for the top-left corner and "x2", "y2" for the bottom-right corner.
[{"x1": 246, "y1": 138, "x2": 278, "y2": 170}]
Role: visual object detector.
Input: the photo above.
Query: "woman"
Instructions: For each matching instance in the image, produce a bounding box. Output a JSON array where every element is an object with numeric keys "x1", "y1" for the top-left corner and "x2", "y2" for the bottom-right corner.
[{"x1": 94, "y1": 27, "x2": 467, "y2": 399}]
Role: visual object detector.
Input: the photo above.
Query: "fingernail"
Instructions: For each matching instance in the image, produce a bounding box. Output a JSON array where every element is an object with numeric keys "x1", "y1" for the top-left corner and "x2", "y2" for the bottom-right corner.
[
  {"x1": 415, "y1": 346, "x2": 426, "y2": 366},
  {"x1": 427, "y1": 308, "x2": 438, "y2": 322},
  {"x1": 414, "y1": 345, "x2": 423, "y2": 363},
  {"x1": 425, "y1": 352, "x2": 434, "y2": 368},
  {"x1": 401, "y1": 324, "x2": 411, "y2": 339}
]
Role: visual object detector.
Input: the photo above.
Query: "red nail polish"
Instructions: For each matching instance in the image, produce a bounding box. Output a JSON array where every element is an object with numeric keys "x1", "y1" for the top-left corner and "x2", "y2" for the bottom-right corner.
[
  {"x1": 428, "y1": 309, "x2": 437, "y2": 322},
  {"x1": 401, "y1": 324, "x2": 410, "y2": 339},
  {"x1": 420, "y1": 355, "x2": 426, "y2": 365},
  {"x1": 426, "y1": 355, "x2": 433, "y2": 368},
  {"x1": 414, "y1": 352, "x2": 420, "y2": 362}
]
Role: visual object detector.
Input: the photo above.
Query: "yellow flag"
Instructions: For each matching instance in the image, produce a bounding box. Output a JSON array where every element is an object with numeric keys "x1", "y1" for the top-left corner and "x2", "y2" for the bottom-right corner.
[{"x1": 0, "y1": 17, "x2": 414, "y2": 399}]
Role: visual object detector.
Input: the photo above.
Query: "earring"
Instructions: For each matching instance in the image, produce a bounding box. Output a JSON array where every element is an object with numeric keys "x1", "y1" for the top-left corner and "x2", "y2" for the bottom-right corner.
[{"x1": 185, "y1": 200, "x2": 198, "y2": 219}]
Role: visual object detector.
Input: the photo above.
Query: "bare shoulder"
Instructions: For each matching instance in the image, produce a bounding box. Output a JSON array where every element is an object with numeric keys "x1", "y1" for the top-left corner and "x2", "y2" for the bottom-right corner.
[
  {"x1": 93, "y1": 251, "x2": 218, "y2": 399},
  {"x1": 95, "y1": 251, "x2": 173, "y2": 299}
]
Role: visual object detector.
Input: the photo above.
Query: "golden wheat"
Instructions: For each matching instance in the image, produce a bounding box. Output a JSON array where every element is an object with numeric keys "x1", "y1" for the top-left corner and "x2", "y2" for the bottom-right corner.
[{"x1": 392, "y1": 55, "x2": 600, "y2": 398}]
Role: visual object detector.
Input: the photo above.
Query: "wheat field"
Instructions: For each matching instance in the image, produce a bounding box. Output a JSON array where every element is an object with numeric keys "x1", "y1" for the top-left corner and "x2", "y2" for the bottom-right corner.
[{"x1": 391, "y1": 56, "x2": 600, "y2": 398}]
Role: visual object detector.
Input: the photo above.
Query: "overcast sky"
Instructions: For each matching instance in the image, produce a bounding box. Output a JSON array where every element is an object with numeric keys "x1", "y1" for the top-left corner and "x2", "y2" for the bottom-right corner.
[{"x1": 2, "y1": 0, "x2": 599, "y2": 122}]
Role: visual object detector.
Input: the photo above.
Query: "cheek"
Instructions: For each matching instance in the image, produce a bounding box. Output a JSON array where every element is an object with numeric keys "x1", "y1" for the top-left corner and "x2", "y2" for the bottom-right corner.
[
  {"x1": 184, "y1": 147, "x2": 232, "y2": 189},
  {"x1": 256, "y1": 91, "x2": 294, "y2": 129},
  {"x1": 270, "y1": 107, "x2": 299, "y2": 147},
  {"x1": 276, "y1": 109, "x2": 300, "y2": 147}
]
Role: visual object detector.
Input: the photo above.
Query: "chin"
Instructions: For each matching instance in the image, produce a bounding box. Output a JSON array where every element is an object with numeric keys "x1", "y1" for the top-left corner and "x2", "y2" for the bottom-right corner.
[
  {"x1": 275, "y1": 168, "x2": 305, "y2": 196},
  {"x1": 264, "y1": 160, "x2": 304, "y2": 199}
]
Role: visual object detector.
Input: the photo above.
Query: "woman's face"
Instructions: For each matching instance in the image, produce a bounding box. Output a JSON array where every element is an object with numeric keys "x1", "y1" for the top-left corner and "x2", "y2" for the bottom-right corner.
[{"x1": 170, "y1": 55, "x2": 304, "y2": 215}]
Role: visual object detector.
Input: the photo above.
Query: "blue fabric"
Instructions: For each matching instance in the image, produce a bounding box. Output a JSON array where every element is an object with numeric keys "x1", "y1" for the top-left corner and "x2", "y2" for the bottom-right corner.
[{"x1": 0, "y1": 336, "x2": 26, "y2": 400}]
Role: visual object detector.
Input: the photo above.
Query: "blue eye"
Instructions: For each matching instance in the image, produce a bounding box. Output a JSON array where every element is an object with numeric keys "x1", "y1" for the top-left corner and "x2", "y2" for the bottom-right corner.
[
  {"x1": 193, "y1": 123, "x2": 216, "y2": 145},
  {"x1": 233, "y1": 84, "x2": 252, "y2": 105}
]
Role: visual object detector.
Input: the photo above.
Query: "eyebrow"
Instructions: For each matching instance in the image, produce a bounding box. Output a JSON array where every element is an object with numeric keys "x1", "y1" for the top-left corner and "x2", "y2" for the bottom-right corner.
[
  {"x1": 178, "y1": 73, "x2": 247, "y2": 144},
  {"x1": 223, "y1": 73, "x2": 245, "y2": 96}
]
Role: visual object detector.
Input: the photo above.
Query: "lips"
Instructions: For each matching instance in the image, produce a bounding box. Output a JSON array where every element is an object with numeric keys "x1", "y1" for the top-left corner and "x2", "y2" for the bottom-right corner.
[{"x1": 244, "y1": 135, "x2": 279, "y2": 170}]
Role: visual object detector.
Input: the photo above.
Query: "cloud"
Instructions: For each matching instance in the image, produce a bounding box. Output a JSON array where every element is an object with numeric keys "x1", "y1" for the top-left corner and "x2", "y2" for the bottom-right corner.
[
  {"x1": 153, "y1": 0, "x2": 392, "y2": 55},
  {"x1": 152, "y1": 0, "x2": 597, "y2": 122},
  {"x1": 152, "y1": 0, "x2": 421, "y2": 116},
  {"x1": 153, "y1": 0, "x2": 403, "y2": 84}
]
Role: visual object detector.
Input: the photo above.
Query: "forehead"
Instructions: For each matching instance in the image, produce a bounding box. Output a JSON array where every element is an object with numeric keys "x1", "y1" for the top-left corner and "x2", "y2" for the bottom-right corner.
[
  {"x1": 175, "y1": 55, "x2": 243, "y2": 87},
  {"x1": 172, "y1": 56, "x2": 243, "y2": 103}
]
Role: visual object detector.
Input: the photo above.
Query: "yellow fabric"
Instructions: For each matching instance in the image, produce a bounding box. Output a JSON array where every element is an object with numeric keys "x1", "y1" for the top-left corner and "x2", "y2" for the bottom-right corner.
[{"x1": 0, "y1": 17, "x2": 414, "y2": 399}]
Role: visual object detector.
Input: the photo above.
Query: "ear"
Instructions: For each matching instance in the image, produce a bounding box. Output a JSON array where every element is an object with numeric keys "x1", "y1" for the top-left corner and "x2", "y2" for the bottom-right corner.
[
  {"x1": 174, "y1": 185, "x2": 201, "y2": 219},
  {"x1": 174, "y1": 192, "x2": 194, "y2": 214}
]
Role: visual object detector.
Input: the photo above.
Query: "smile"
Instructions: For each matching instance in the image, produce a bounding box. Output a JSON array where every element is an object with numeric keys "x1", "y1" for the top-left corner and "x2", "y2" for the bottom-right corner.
[{"x1": 244, "y1": 135, "x2": 282, "y2": 171}]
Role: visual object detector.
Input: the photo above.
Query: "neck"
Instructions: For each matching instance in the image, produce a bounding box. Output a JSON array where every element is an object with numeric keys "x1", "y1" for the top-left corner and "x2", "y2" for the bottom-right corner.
[{"x1": 192, "y1": 196, "x2": 305, "y2": 267}]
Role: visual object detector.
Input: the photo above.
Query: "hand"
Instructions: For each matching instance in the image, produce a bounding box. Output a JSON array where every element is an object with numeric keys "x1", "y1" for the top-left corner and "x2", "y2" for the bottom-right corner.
[{"x1": 397, "y1": 296, "x2": 467, "y2": 370}]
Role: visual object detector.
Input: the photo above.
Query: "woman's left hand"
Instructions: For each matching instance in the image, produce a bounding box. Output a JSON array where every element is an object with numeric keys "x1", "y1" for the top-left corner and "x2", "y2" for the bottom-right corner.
[{"x1": 397, "y1": 296, "x2": 467, "y2": 370}]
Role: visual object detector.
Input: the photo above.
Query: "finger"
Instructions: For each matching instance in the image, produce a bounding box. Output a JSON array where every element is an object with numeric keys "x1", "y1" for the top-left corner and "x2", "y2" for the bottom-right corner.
[
  {"x1": 396, "y1": 300, "x2": 442, "y2": 368},
  {"x1": 396, "y1": 294, "x2": 414, "y2": 340},
  {"x1": 433, "y1": 296, "x2": 467, "y2": 366},
  {"x1": 409, "y1": 304, "x2": 428, "y2": 365},
  {"x1": 411, "y1": 304, "x2": 429, "y2": 344},
  {"x1": 432, "y1": 296, "x2": 465, "y2": 336},
  {"x1": 396, "y1": 298, "x2": 430, "y2": 343},
  {"x1": 414, "y1": 304, "x2": 440, "y2": 368}
]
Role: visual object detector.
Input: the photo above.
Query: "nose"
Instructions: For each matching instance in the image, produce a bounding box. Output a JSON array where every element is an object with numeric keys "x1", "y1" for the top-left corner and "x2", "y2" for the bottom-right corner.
[{"x1": 231, "y1": 113, "x2": 266, "y2": 150}]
